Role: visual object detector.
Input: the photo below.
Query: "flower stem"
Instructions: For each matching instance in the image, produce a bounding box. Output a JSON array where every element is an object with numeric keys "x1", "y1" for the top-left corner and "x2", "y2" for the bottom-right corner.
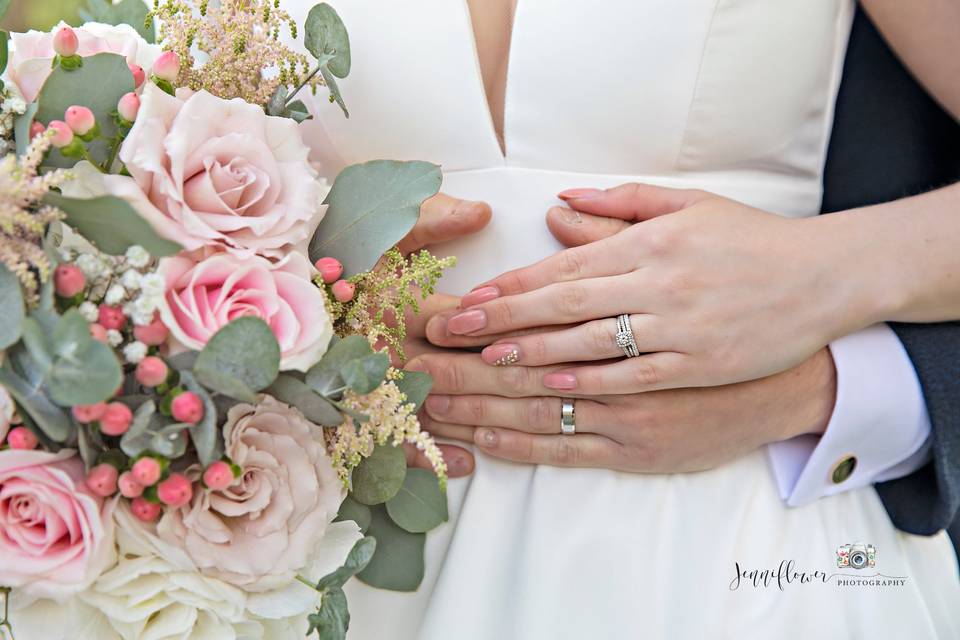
[
  {"x1": 0, "y1": 587, "x2": 14, "y2": 640},
  {"x1": 296, "y1": 574, "x2": 323, "y2": 592},
  {"x1": 102, "y1": 135, "x2": 124, "y2": 174},
  {"x1": 285, "y1": 66, "x2": 320, "y2": 107}
]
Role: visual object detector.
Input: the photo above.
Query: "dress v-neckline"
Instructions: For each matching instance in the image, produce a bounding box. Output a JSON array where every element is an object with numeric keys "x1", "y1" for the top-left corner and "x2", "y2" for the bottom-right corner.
[{"x1": 463, "y1": 0, "x2": 521, "y2": 157}]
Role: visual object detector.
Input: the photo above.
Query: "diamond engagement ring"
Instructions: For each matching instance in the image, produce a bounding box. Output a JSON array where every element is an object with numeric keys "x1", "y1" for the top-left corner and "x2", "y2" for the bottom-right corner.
[
  {"x1": 615, "y1": 314, "x2": 640, "y2": 358},
  {"x1": 561, "y1": 399, "x2": 576, "y2": 435}
]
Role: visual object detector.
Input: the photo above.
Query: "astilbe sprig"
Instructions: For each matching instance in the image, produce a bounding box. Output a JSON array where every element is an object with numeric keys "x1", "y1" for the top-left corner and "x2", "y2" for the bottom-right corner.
[
  {"x1": 320, "y1": 248, "x2": 457, "y2": 360},
  {"x1": 150, "y1": 0, "x2": 321, "y2": 106},
  {"x1": 0, "y1": 131, "x2": 68, "y2": 307}
]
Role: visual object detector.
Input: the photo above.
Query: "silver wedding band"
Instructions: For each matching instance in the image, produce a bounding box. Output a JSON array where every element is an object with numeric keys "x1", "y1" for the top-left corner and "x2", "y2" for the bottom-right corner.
[
  {"x1": 561, "y1": 399, "x2": 576, "y2": 435},
  {"x1": 615, "y1": 313, "x2": 640, "y2": 358}
]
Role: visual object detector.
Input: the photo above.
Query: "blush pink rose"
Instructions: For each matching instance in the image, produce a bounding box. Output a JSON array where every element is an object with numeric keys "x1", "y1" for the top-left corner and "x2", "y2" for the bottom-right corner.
[
  {"x1": 0, "y1": 449, "x2": 116, "y2": 600},
  {"x1": 158, "y1": 251, "x2": 333, "y2": 372},
  {"x1": 103, "y1": 84, "x2": 326, "y2": 259},
  {"x1": 8, "y1": 22, "x2": 161, "y2": 102},
  {"x1": 157, "y1": 396, "x2": 345, "y2": 591}
]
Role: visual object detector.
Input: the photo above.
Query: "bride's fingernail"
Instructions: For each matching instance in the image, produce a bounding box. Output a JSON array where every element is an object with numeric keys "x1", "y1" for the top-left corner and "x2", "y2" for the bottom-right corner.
[
  {"x1": 460, "y1": 286, "x2": 500, "y2": 308},
  {"x1": 482, "y1": 344, "x2": 520, "y2": 366},
  {"x1": 543, "y1": 373, "x2": 577, "y2": 390},
  {"x1": 426, "y1": 395, "x2": 450, "y2": 415},
  {"x1": 557, "y1": 207, "x2": 582, "y2": 224},
  {"x1": 447, "y1": 309, "x2": 487, "y2": 334},
  {"x1": 557, "y1": 188, "x2": 603, "y2": 200},
  {"x1": 476, "y1": 429, "x2": 498, "y2": 448}
]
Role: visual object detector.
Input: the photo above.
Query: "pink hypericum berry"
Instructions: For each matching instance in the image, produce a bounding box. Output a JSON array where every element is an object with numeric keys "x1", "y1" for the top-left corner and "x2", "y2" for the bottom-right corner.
[
  {"x1": 157, "y1": 473, "x2": 193, "y2": 507},
  {"x1": 29, "y1": 121, "x2": 46, "y2": 139},
  {"x1": 53, "y1": 263, "x2": 85, "y2": 297},
  {"x1": 133, "y1": 315, "x2": 169, "y2": 346},
  {"x1": 331, "y1": 280, "x2": 356, "y2": 303},
  {"x1": 151, "y1": 51, "x2": 180, "y2": 83},
  {"x1": 171, "y1": 392, "x2": 203, "y2": 424},
  {"x1": 98, "y1": 304, "x2": 126, "y2": 331},
  {"x1": 6, "y1": 427, "x2": 38, "y2": 450},
  {"x1": 86, "y1": 463, "x2": 118, "y2": 497},
  {"x1": 65, "y1": 106, "x2": 95, "y2": 135},
  {"x1": 131, "y1": 497, "x2": 162, "y2": 522},
  {"x1": 99, "y1": 402, "x2": 133, "y2": 436},
  {"x1": 131, "y1": 457, "x2": 162, "y2": 486},
  {"x1": 128, "y1": 63, "x2": 145, "y2": 88},
  {"x1": 117, "y1": 471, "x2": 144, "y2": 498},
  {"x1": 135, "y1": 356, "x2": 168, "y2": 387},
  {"x1": 202, "y1": 461, "x2": 235, "y2": 491},
  {"x1": 53, "y1": 27, "x2": 79, "y2": 57},
  {"x1": 89, "y1": 322, "x2": 109, "y2": 343},
  {"x1": 47, "y1": 120, "x2": 74, "y2": 148},
  {"x1": 314, "y1": 257, "x2": 343, "y2": 284},
  {"x1": 71, "y1": 402, "x2": 107, "y2": 423},
  {"x1": 117, "y1": 92, "x2": 140, "y2": 122}
]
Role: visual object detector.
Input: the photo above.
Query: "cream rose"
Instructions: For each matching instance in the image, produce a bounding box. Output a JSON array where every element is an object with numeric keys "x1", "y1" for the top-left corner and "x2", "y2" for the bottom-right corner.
[
  {"x1": 157, "y1": 251, "x2": 333, "y2": 372},
  {"x1": 7, "y1": 22, "x2": 161, "y2": 102},
  {"x1": 157, "y1": 396, "x2": 347, "y2": 592},
  {"x1": 0, "y1": 449, "x2": 116, "y2": 600},
  {"x1": 103, "y1": 84, "x2": 326, "y2": 259}
]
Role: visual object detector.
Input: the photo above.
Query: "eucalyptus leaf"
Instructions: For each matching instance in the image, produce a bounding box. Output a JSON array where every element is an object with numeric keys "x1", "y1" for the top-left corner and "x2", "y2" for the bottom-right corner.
[
  {"x1": 80, "y1": 0, "x2": 156, "y2": 43},
  {"x1": 335, "y1": 495, "x2": 372, "y2": 533},
  {"x1": 315, "y1": 536, "x2": 376, "y2": 591},
  {"x1": 394, "y1": 371, "x2": 433, "y2": 413},
  {"x1": 304, "y1": 3, "x2": 351, "y2": 78},
  {"x1": 14, "y1": 102, "x2": 38, "y2": 157},
  {"x1": 46, "y1": 311, "x2": 123, "y2": 406},
  {"x1": 340, "y1": 352, "x2": 389, "y2": 395},
  {"x1": 0, "y1": 263, "x2": 25, "y2": 350},
  {"x1": 148, "y1": 422, "x2": 189, "y2": 458},
  {"x1": 305, "y1": 336, "x2": 372, "y2": 399},
  {"x1": 194, "y1": 318, "x2": 280, "y2": 401},
  {"x1": 308, "y1": 161, "x2": 442, "y2": 275},
  {"x1": 306, "y1": 586, "x2": 349, "y2": 640},
  {"x1": 20, "y1": 318, "x2": 52, "y2": 374},
  {"x1": 357, "y1": 504, "x2": 426, "y2": 592},
  {"x1": 266, "y1": 85, "x2": 288, "y2": 117},
  {"x1": 179, "y1": 371, "x2": 220, "y2": 465},
  {"x1": 285, "y1": 99, "x2": 313, "y2": 123},
  {"x1": 120, "y1": 400, "x2": 156, "y2": 457},
  {"x1": 385, "y1": 468, "x2": 448, "y2": 533},
  {"x1": 120, "y1": 402, "x2": 187, "y2": 458},
  {"x1": 77, "y1": 424, "x2": 106, "y2": 470},
  {"x1": 0, "y1": 358, "x2": 71, "y2": 442},
  {"x1": 318, "y1": 65, "x2": 348, "y2": 118},
  {"x1": 266, "y1": 374, "x2": 343, "y2": 426},
  {"x1": 0, "y1": 31, "x2": 9, "y2": 78},
  {"x1": 35, "y1": 53, "x2": 134, "y2": 168},
  {"x1": 45, "y1": 192, "x2": 182, "y2": 258},
  {"x1": 166, "y1": 350, "x2": 199, "y2": 372},
  {"x1": 350, "y1": 444, "x2": 406, "y2": 506}
]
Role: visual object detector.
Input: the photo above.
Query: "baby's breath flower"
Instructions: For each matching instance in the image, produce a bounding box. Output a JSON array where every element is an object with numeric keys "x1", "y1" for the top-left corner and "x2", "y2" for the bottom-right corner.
[
  {"x1": 78, "y1": 301, "x2": 99, "y2": 323},
  {"x1": 106, "y1": 329, "x2": 123, "y2": 348},
  {"x1": 120, "y1": 269, "x2": 143, "y2": 290},
  {"x1": 122, "y1": 341, "x2": 148, "y2": 364},
  {"x1": 139, "y1": 273, "x2": 165, "y2": 297},
  {"x1": 105, "y1": 284, "x2": 127, "y2": 305},
  {"x1": 125, "y1": 245, "x2": 150, "y2": 268}
]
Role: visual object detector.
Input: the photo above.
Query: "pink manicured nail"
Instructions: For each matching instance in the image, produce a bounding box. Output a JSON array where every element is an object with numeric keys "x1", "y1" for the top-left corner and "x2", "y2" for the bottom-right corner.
[
  {"x1": 447, "y1": 309, "x2": 487, "y2": 334},
  {"x1": 482, "y1": 343, "x2": 520, "y2": 366},
  {"x1": 543, "y1": 373, "x2": 578, "y2": 390},
  {"x1": 557, "y1": 188, "x2": 603, "y2": 200},
  {"x1": 476, "y1": 429, "x2": 498, "y2": 447},
  {"x1": 460, "y1": 286, "x2": 500, "y2": 308}
]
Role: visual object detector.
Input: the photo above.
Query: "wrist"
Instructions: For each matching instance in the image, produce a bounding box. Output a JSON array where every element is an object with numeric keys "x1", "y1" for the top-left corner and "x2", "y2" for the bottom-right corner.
[{"x1": 780, "y1": 347, "x2": 837, "y2": 440}]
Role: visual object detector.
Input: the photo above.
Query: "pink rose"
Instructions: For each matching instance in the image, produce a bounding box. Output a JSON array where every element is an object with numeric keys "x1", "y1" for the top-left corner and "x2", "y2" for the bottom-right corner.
[
  {"x1": 158, "y1": 251, "x2": 333, "y2": 372},
  {"x1": 103, "y1": 84, "x2": 326, "y2": 259},
  {"x1": 0, "y1": 449, "x2": 116, "y2": 599},
  {"x1": 8, "y1": 22, "x2": 161, "y2": 102},
  {"x1": 157, "y1": 396, "x2": 345, "y2": 591}
]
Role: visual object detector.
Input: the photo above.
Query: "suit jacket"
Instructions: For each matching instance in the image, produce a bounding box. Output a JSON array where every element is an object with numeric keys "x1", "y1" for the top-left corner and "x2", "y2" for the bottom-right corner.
[{"x1": 822, "y1": 6, "x2": 960, "y2": 540}]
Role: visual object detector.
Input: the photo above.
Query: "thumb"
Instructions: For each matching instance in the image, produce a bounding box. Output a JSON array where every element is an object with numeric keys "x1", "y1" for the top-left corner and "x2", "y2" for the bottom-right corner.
[
  {"x1": 545, "y1": 205, "x2": 631, "y2": 247},
  {"x1": 556, "y1": 183, "x2": 711, "y2": 222},
  {"x1": 397, "y1": 193, "x2": 492, "y2": 255}
]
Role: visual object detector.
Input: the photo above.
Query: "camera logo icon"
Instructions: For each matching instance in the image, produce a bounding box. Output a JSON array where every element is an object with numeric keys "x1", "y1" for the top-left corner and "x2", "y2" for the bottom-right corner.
[{"x1": 837, "y1": 542, "x2": 876, "y2": 569}]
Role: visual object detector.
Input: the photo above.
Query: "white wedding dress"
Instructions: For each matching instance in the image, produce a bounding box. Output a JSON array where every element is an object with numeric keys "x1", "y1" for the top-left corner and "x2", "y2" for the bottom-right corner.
[{"x1": 293, "y1": 1, "x2": 960, "y2": 638}]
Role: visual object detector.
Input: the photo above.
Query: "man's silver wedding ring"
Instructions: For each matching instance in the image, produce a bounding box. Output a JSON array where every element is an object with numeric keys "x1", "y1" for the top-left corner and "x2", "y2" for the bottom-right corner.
[
  {"x1": 615, "y1": 313, "x2": 640, "y2": 358},
  {"x1": 561, "y1": 399, "x2": 576, "y2": 435}
]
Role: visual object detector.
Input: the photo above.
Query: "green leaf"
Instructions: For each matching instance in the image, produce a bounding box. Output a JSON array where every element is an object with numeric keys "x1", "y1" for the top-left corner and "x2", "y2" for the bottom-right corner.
[
  {"x1": 318, "y1": 64, "x2": 348, "y2": 118},
  {"x1": 306, "y1": 586, "x2": 350, "y2": 640},
  {"x1": 77, "y1": 424, "x2": 107, "y2": 469},
  {"x1": 340, "y1": 352, "x2": 389, "y2": 395},
  {"x1": 35, "y1": 53, "x2": 134, "y2": 169},
  {"x1": 120, "y1": 401, "x2": 156, "y2": 457},
  {"x1": 335, "y1": 495, "x2": 372, "y2": 533},
  {"x1": 357, "y1": 504, "x2": 426, "y2": 592},
  {"x1": 266, "y1": 374, "x2": 343, "y2": 426},
  {"x1": 80, "y1": 0, "x2": 156, "y2": 43},
  {"x1": 45, "y1": 192, "x2": 182, "y2": 258},
  {"x1": 0, "y1": 354, "x2": 71, "y2": 442},
  {"x1": 0, "y1": 263, "x2": 25, "y2": 350},
  {"x1": 194, "y1": 318, "x2": 280, "y2": 402},
  {"x1": 315, "y1": 536, "x2": 376, "y2": 591},
  {"x1": 285, "y1": 99, "x2": 313, "y2": 123},
  {"x1": 0, "y1": 31, "x2": 9, "y2": 77},
  {"x1": 350, "y1": 444, "x2": 406, "y2": 506},
  {"x1": 309, "y1": 161, "x2": 442, "y2": 275},
  {"x1": 179, "y1": 371, "x2": 220, "y2": 465},
  {"x1": 46, "y1": 310, "x2": 123, "y2": 406},
  {"x1": 385, "y1": 468, "x2": 448, "y2": 533},
  {"x1": 266, "y1": 85, "x2": 288, "y2": 117},
  {"x1": 14, "y1": 102, "x2": 38, "y2": 157},
  {"x1": 394, "y1": 371, "x2": 433, "y2": 413},
  {"x1": 120, "y1": 401, "x2": 188, "y2": 458},
  {"x1": 304, "y1": 3, "x2": 351, "y2": 78},
  {"x1": 305, "y1": 336, "x2": 372, "y2": 399}
]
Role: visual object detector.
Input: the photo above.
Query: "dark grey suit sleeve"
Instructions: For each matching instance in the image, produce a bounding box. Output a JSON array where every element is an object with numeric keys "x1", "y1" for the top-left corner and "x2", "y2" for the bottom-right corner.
[{"x1": 823, "y1": 8, "x2": 960, "y2": 536}]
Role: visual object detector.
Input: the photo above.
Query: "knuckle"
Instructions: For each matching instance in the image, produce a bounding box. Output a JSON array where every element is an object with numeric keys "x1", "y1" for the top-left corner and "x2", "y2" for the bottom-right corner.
[
  {"x1": 524, "y1": 397, "x2": 554, "y2": 428},
  {"x1": 630, "y1": 361, "x2": 662, "y2": 388},
  {"x1": 554, "y1": 284, "x2": 587, "y2": 317},
  {"x1": 588, "y1": 321, "x2": 614, "y2": 352},
  {"x1": 553, "y1": 438, "x2": 581, "y2": 466},
  {"x1": 497, "y1": 365, "x2": 532, "y2": 396},
  {"x1": 490, "y1": 300, "x2": 515, "y2": 329},
  {"x1": 524, "y1": 335, "x2": 548, "y2": 363},
  {"x1": 432, "y1": 358, "x2": 466, "y2": 394},
  {"x1": 464, "y1": 396, "x2": 486, "y2": 422},
  {"x1": 557, "y1": 248, "x2": 588, "y2": 280}
]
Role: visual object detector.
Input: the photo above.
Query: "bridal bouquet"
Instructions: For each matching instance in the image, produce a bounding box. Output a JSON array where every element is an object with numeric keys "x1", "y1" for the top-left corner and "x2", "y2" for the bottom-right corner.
[{"x1": 0, "y1": 2, "x2": 452, "y2": 638}]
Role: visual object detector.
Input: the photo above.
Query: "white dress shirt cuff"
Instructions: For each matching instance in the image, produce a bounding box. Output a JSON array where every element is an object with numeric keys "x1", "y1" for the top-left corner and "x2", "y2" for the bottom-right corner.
[{"x1": 768, "y1": 324, "x2": 932, "y2": 506}]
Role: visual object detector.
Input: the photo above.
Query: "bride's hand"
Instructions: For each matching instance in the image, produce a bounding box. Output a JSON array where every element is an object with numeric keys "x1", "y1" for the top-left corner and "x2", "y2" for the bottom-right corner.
[
  {"x1": 439, "y1": 183, "x2": 875, "y2": 393},
  {"x1": 407, "y1": 347, "x2": 836, "y2": 472}
]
